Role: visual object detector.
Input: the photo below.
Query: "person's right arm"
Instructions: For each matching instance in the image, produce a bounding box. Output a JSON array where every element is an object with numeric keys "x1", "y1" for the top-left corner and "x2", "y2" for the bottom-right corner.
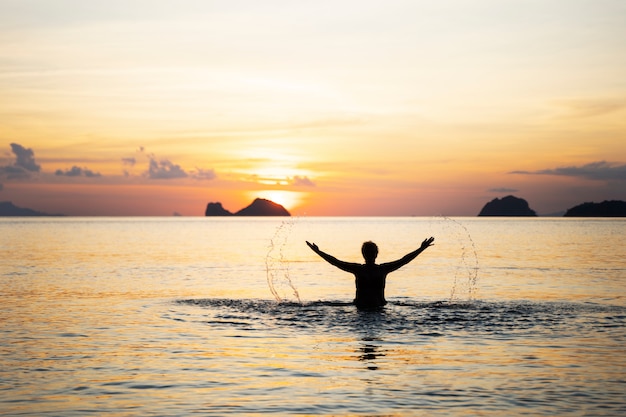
[{"x1": 306, "y1": 241, "x2": 359, "y2": 273}]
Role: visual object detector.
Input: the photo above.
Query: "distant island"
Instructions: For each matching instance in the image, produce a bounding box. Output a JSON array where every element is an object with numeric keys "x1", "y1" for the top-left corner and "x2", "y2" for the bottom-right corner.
[
  {"x1": 0, "y1": 201, "x2": 62, "y2": 216},
  {"x1": 3, "y1": 197, "x2": 624, "y2": 217},
  {"x1": 478, "y1": 195, "x2": 537, "y2": 216},
  {"x1": 564, "y1": 200, "x2": 626, "y2": 217},
  {"x1": 205, "y1": 198, "x2": 290, "y2": 216}
]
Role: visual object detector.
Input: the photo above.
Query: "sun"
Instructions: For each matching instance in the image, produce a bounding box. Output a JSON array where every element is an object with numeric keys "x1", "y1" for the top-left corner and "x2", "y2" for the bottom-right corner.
[{"x1": 251, "y1": 190, "x2": 303, "y2": 211}]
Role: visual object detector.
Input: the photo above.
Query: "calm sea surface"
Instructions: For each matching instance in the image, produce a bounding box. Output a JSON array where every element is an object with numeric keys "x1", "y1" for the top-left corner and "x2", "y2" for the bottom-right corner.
[{"x1": 1, "y1": 217, "x2": 625, "y2": 416}]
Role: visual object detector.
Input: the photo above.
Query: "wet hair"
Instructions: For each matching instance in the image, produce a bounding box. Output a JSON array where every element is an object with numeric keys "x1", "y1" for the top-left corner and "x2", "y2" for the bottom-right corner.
[{"x1": 361, "y1": 241, "x2": 378, "y2": 261}]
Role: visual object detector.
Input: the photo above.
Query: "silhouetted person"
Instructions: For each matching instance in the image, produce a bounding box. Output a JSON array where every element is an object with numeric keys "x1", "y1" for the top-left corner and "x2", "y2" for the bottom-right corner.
[{"x1": 306, "y1": 237, "x2": 434, "y2": 309}]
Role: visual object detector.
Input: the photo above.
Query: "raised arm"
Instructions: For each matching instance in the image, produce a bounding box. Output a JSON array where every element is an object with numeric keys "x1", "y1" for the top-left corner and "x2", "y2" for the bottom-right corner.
[
  {"x1": 381, "y1": 237, "x2": 434, "y2": 273},
  {"x1": 306, "y1": 241, "x2": 359, "y2": 273}
]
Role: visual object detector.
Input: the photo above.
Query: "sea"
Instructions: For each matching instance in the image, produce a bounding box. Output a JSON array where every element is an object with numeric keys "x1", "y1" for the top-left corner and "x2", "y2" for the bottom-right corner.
[{"x1": 1, "y1": 217, "x2": 625, "y2": 416}]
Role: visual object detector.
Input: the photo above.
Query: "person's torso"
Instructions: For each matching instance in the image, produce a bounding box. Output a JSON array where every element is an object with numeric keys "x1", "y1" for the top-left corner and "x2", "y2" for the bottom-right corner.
[{"x1": 354, "y1": 264, "x2": 387, "y2": 307}]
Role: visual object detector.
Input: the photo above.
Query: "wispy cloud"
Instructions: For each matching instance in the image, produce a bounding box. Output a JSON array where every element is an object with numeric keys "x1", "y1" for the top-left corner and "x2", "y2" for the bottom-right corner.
[
  {"x1": 132, "y1": 148, "x2": 217, "y2": 181},
  {"x1": 553, "y1": 98, "x2": 625, "y2": 119},
  {"x1": 191, "y1": 168, "x2": 217, "y2": 180},
  {"x1": 147, "y1": 157, "x2": 187, "y2": 180},
  {"x1": 291, "y1": 176, "x2": 315, "y2": 187},
  {"x1": 55, "y1": 166, "x2": 102, "y2": 177},
  {"x1": 122, "y1": 157, "x2": 136, "y2": 166},
  {"x1": 488, "y1": 187, "x2": 518, "y2": 193},
  {"x1": 511, "y1": 161, "x2": 626, "y2": 181}
]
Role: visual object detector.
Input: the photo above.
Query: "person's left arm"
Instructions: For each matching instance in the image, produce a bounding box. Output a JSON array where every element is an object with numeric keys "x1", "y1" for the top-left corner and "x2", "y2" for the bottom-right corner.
[{"x1": 381, "y1": 237, "x2": 435, "y2": 273}]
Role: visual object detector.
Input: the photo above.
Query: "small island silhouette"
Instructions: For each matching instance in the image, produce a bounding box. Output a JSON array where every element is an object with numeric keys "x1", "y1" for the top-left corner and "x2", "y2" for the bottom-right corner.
[
  {"x1": 564, "y1": 200, "x2": 626, "y2": 217},
  {"x1": 0, "y1": 201, "x2": 62, "y2": 216},
  {"x1": 205, "y1": 198, "x2": 290, "y2": 216},
  {"x1": 478, "y1": 195, "x2": 537, "y2": 216}
]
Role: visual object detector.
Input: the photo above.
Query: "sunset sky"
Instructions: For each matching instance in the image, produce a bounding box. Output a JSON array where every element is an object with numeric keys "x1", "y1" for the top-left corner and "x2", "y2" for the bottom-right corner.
[{"x1": 1, "y1": 0, "x2": 625, "y2": 215}]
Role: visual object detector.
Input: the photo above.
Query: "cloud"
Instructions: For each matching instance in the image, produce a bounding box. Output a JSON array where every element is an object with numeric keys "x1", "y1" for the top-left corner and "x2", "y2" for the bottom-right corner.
[
  {"x1": 148, "y1": 157, "x2": 187, "y2": 179},
  {"x1": 121, "y1": 157, "x2": 136, "y2": 177},
  {"x1": 10, "y1": 143, "x2": 40, "y2": 172},
  {"x1": 510, "y1": 161, "x2": 626, "y2": 181},
  {"x1": 141, "y1": 150, "x2": 213, "y2": 180},
  {"x1": 488, "y1": 187, "x2": 519, "y2": 193},
  {"x1": 0, "y1": 143, "x2": 41, "y2": 179},
  {"x1": 55, "y1": 166, "x2": 102, "y2": 177},
  {"x1": 191, "y1": 167, "x2": 217, "y2": 180},
  {"x1": 0, "y1": 183, "x2": 3, "y2": 191},
  {"x1": 0, "y1": 165, "x2": 30, "y2": 179},
  {"x1": 554, "y1": 98, "x2": 625, "y2": 119},
  {"x1": 291, "y1": 175, "x2": 316, "y2": 187}
]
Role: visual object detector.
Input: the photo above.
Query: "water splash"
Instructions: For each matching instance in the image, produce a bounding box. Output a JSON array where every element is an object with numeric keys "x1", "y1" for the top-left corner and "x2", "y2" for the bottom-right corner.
[
  {"x1": 438, "y1": 216, "x2": 480, "y2": 301},
  {"x1": 265, "y1": 218, "x2": 301, "y2": 303}
]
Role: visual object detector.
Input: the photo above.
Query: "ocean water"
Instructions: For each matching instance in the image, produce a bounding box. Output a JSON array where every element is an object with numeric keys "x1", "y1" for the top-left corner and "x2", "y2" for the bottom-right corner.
[{"x1": 1, "y1": 217, "x2": 625, "y2": 416}]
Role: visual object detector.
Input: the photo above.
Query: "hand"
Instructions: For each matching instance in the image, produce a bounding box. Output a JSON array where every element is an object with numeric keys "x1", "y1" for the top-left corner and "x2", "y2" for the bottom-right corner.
[
  {"x1": 306, "y1": 241, "x2": 319, "y2": 252},
  {"x1": 420, "y1": 237, "x2": 435, "y2": 250}
]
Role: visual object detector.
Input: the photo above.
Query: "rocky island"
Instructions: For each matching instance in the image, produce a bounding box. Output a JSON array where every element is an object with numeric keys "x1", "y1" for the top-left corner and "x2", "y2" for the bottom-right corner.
[
  {"x1": 564, "y1": 200, "x2": 626, "y2": 217},
  {"x1": 0, "y1": 201, "x2": 60, "y2": 216},
  {"x1": 478, "y1": 195, "x2": 537, "y2": 216},
  {"x1": 205, "y1": 198, "x2": 290, "y2": 216}
]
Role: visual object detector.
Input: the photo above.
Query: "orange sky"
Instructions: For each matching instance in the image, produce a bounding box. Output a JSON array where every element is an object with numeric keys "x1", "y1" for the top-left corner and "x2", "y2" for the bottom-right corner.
[{"x1": 1, "y1": 0, "x2": 625, "y2": 216}]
